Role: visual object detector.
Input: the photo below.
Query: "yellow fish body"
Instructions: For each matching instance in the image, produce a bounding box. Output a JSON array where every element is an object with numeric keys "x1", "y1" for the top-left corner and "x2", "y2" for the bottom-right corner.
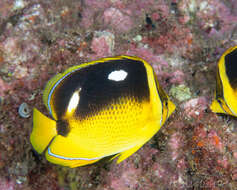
[
  {"x1": 30, "y1": 55, "x2": 175, "y2": 168},
  {"x1": 210, "y1": 46, "x2": 237, "y2": 116}
]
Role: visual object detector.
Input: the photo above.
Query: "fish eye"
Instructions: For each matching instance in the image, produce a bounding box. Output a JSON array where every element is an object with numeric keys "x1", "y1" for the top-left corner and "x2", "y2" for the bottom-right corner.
[{"x1": 56, "y1": 120, "x2": 70, "y2": 137}]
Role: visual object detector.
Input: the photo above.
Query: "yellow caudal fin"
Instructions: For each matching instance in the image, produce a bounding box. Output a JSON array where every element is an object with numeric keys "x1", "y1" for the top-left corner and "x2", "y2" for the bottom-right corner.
[
  {"x1": 210, "y1": 98, "x2": 235, "y2": 116},
  {"x1": 30, "y1": 108, "x2": 57, "y2": 154},
  {"x1": 167, "y1": 99, "x2": 176, "y2": 119},
  {"x1": 160, "y1": 98, "x2": 176, "y2": 126},
  {"x1": 210, "y1": 99, "x2": 226, "y2": 114},
  {"x1": 116, "y1": 144, "x2": 144, "y2": 164}
]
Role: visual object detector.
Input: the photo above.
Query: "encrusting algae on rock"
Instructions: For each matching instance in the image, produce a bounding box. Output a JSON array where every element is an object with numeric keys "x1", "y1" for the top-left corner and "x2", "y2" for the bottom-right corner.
[{"x1": 30, "y1": 55, "x2": 175, "y2": 167}]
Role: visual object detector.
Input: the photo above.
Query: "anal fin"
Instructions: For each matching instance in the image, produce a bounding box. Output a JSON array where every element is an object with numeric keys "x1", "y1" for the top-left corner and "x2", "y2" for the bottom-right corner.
[
  {"x1": 115, "y1": 121, "x2": 160, "y2": 164},
  {"x1": 116, "y1": 144, "x2": 144, "y2": 164}
]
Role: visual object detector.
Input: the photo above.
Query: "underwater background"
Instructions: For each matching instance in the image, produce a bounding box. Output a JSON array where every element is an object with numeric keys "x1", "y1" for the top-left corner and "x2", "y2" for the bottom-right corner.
[{"x1": 0, "y1": 0, "x2": 237, "y2": 189}]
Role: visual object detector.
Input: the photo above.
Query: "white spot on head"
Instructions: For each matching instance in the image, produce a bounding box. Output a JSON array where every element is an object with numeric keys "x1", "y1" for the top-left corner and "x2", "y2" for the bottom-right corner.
[
  {"x1": 67, "y1": 88, "x2": 81, "y2": 113},
  {"x1": 108, "y1": 70, "x2": 128, "y2": 81}
]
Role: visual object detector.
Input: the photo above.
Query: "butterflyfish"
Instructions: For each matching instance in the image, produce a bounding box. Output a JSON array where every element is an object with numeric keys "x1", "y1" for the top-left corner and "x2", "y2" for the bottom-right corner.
[
  {"x1": 210, "y1": 46, "x2": 237, "y2": 116},
  {"x1": 30, "y1": 55, "x2": 176, "y2": 167}
]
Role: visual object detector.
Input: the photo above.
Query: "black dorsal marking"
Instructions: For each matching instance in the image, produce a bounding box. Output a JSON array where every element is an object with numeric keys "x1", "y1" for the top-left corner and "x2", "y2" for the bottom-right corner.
[
  {"x1": 52, "y1": 58, "x2": 150, "y2": 120},
  {"x1": 225, "y1": 48, "x2": 237, "y2": 89}
]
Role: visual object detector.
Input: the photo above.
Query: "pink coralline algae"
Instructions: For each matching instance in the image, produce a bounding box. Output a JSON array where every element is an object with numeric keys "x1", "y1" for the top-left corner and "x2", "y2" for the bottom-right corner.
[
  {"x1": 197, "y1": 0, "x2": 237, "y2": 36},
  {"x1": 0, "y1": 178, "x2": 15, "y2": 190},
  {"x1": 178, "y1": 0, "x2": 237, "y2": 37},
  {"x1": 0, "y1": 78, "x2": 10, "y2": 96},
  {"x1": 169, "y1": 70, "x2": 185, "y2": 84},
  {"x1": 207, "y1": 130, "x2": 224, "y2": 153},
  {"x1": 0, "y1": 37, "x2": 21, "y2": 64},
  {"x1": 0, "y1": 0, "x2": 16, "y2": 19},
  {"x1": 183, "y1": 97, "x2": 209, "y2": 119},
  {"x1": 232, "y1": 168, "x2": 237, "y2": 181},
  {"x1": 126, "y1": 46, "x2": 169, "y2": 68},
  {"x1": 190, "y1": 122, "x2": 237, "y2": 189},
  {"x1": 110, "y1": 165, "x2": 141, "y2": 190},
  {"x1": 168, "y1": 132, "x2": 185, "y2": 161},
  {"x1": 90, "y1": 31, "x2": 115, "y2": 58},
  {"x1": 103, "y1": 7, "x2": 134, "y2": 33}
]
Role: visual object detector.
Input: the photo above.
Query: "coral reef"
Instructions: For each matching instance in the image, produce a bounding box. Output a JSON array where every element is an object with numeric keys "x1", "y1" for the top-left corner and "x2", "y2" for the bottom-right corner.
[{"x1": 0, "y1": 0, "x2": 236, "y2": 189}]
